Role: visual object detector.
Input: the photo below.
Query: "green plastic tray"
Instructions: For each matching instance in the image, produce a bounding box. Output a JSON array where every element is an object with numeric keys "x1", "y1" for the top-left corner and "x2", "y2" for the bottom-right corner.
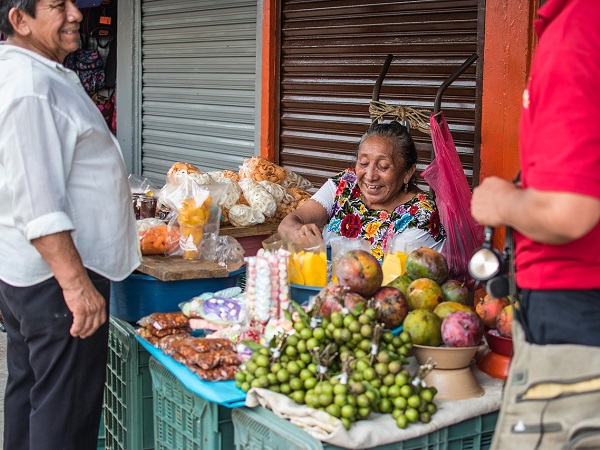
[
  {"x1": 150, "y1": 357, "x2": 235, "y2": 450},
  {"x1": 104, "y1": 316, "x2": 154, "y2": 450},
  {"x1": 232, "y1": 405, "x2": 499, "y2": 450}
]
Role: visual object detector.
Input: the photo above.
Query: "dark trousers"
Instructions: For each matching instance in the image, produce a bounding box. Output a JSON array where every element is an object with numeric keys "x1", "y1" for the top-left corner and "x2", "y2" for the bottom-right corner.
[
  {"x1": 0, "y1": 271, "x2": 110, "y2": 450},
  {"x1": 519, "y1": 288, "x2": 600, "y2": 346}
]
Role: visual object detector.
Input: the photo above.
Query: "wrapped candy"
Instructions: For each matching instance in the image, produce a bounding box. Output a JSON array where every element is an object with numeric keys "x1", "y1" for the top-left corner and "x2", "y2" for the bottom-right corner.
[{"x1": 244, "y1": 249, "x2": 291, "y2": 324}]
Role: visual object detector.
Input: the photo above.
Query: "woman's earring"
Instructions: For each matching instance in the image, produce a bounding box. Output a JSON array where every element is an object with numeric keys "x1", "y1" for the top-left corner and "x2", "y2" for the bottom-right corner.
[{"x1": 404, "y1": 183, "x2": 409, "y2": 193}]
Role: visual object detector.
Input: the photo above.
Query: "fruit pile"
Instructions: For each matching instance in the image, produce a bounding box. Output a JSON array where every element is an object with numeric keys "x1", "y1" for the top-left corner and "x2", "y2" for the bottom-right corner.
[
  {"x1": 383, "y1": 248, "x2": 485, "y2": 349},
  {"x1": 475, "y1": 294, "x2": 513, "y2": 338},
  {"x1": 236, "y1": 305, "x2": 438, "y2": 430}
]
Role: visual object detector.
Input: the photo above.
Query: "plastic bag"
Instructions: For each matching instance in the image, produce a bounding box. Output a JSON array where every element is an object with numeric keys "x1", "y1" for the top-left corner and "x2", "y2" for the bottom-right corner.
[
  {"x1": 288, "y1": 236, "x2": 328, "y2": 287},
  {"x1": 330, "y1": 236, "x2": 371, "y2": 283},
  {"x1": 380, "y1": 234, "x2": 424, "y2": 285},
  {"x1": 160, "y1": 178, "x2": 227, "y2": 260},
  {"x1": 211, "y1": 235, "x2": 245, "y2": 269},
  {"x1": 421, "y1": 114, "x2": 484, "y2": 283},
  {"x1": 238, "y1": 156, "x2": 287, "y2": 184},
  {"x1": 137, "y1": 218, "x2": 180, "y2": 255}
]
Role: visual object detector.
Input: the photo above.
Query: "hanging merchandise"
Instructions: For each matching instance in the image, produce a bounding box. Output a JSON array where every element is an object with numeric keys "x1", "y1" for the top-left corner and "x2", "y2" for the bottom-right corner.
[
  {"x1": 81, "y1": 0, "x2": 117, "y2": 39},
  {"x1": 63, "y1": 48, "x2": 106, "y2": 95}
]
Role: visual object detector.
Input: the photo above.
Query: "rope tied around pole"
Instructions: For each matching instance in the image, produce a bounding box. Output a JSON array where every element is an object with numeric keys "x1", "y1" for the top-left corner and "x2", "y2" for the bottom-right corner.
[{"x1": 369, "y1": 100, "x2": 441, "y2": 135}]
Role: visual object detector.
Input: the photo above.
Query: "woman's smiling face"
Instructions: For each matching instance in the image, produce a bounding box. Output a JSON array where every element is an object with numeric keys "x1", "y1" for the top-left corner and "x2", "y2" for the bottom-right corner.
[{"x1": 355, "y1": 135, "x2": 409, "y2": 211}]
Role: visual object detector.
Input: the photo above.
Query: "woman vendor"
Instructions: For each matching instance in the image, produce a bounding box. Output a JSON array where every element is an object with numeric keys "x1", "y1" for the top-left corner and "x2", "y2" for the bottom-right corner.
[{"x1": 278, "y1": 121, "x2": 446, "y2": 261}]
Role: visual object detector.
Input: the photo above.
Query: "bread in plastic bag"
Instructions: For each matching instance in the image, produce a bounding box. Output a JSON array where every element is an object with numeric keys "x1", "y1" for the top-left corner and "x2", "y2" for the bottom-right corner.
[
  {"x1": 281, "y1": 170, "x2": 313, "y2": 190},
  {"x1": 238, "y1": 178, "x2": 277, "y2": 218},
  {"x1": 238, "y1": 156, "x2": 287, "y2": 184},
  {"x1": 258, "y1": 180, "x2": 288, "y2": 204},
  {"x1": 228, "y1": 204, "x2": 265, "y2": 227}
]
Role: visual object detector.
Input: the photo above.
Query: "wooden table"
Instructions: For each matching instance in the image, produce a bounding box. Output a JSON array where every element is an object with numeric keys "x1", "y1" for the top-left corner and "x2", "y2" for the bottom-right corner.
[{"x1": 219, "y1": 222, "x2": 279, "y2": 239}]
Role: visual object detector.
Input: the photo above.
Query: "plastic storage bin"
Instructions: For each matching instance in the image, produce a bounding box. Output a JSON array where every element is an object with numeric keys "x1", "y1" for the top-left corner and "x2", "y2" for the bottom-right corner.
[
  {"x1": 232, "y1": 406, "x2": 498, "y2": 450},
  {"x1": 104, "y1": 317, "x2": 154, "y2": 450},
  {"x1": 149, "y1": 357, "x2": 234, "y2": 450},
  {"x1": 110, "y1": 267, "x2": 244, "y2": 322}
]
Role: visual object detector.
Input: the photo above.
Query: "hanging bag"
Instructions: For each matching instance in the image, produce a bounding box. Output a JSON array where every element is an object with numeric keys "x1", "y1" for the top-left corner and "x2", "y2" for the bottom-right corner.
[
  {"x1": 81, "y1": 0, "x2": 118, "y2": 39},
  {"x1": 63, "y1": 47, "x2": 106, "y2": 95},
  {"x1": 421, "y1": 113, "x2": 484, "y2": 284}
]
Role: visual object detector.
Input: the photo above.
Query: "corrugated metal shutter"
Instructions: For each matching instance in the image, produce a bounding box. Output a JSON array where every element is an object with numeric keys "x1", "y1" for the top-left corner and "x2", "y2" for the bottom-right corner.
[
  {"x1": 279, "y1": 0, "x2": 484, "y2": 190},
  {"x1": 140, "y1": 0, "x2": 258, "y2": 184}
]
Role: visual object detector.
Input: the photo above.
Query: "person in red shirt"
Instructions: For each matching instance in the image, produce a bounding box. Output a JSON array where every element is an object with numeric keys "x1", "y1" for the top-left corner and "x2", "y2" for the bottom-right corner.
[
  {"x1": 472, "y1": 0, "x2": 600, "y2": 344},
  {"x1": 472, "y1": 0, "x2": 600, "y2": 448}
]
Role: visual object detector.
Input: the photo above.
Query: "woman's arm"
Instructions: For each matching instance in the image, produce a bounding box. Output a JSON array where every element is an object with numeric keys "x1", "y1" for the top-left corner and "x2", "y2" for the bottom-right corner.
[{"x1": 278, "y1": 199, "x2": 329, "y2": 243}]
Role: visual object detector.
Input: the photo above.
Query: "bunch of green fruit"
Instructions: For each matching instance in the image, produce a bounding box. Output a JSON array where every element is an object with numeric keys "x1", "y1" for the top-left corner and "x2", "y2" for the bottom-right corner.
[{"x1": 235, "y1": 304, "x2": 438, "y2": 430}]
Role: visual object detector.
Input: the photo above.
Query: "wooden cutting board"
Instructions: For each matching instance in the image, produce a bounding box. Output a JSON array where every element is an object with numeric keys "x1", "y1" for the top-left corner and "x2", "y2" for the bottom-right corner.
[{"x1": 136, "y1": 255, "x2": 244, "y2": 281}]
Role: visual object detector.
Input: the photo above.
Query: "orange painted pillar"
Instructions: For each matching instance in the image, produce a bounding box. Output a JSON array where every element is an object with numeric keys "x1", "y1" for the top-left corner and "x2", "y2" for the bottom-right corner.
[
  {"x1": 259, "y1": 0, "x2": 278, "y2": 163},
  {"x1": 480, "y1": 0, "x2": 538, "y2": 246}
]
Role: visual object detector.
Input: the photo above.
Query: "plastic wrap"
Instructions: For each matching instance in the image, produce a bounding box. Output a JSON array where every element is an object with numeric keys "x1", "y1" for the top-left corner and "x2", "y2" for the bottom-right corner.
[
  {"x1": 137, "y1": 218, "x2": 180, "y2": 255},
  {"x1": 159, "y1": 174, "x2": 227, "y2": 260}
]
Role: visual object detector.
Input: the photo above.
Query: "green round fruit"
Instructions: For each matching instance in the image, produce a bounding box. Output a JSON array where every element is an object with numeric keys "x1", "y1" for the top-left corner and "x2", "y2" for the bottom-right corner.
[{"x1": 402, "y1": 309, "x2": 442, "y2": 346}]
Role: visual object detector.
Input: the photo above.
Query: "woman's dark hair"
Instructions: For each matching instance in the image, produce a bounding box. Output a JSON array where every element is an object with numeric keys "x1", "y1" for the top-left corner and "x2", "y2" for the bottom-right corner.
[
  {"x1": 0, "y1": 0, "x2": 37, "y2": 37},
  {"x1": 357, "y1": 121, "x2": 418, "y2": 190}
]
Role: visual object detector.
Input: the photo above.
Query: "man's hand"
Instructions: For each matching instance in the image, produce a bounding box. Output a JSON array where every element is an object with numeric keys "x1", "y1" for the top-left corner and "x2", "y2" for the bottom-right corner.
[
  {"x1": 61, "y1": 277, "x2": 107, "y2": 338},
  {"x1": 471, "y1": 176, "x2": 518, "y2": 227},
  {"x1": 32, "y1": 231, "x2": 107, "y2": 338}
]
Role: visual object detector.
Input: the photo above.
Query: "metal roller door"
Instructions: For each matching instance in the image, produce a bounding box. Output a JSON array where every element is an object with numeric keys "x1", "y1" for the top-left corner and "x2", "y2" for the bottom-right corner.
[
  {"x1": 140, "y1": 0, "x2": 258, "y2": 184},
  {"x1": 279, "y1": 0, "x2": 485, "y2": 189}
]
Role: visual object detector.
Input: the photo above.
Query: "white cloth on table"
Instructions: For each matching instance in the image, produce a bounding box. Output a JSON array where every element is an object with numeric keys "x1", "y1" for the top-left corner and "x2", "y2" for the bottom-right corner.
[{"x1": 246, "y1": 360, "x2": 503, "y2": 449}]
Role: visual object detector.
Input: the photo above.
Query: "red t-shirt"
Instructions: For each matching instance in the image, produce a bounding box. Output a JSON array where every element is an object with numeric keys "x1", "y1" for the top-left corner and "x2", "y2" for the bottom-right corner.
[{"x1": 516, "y1": 0, "x2": 600, "y2": 289}]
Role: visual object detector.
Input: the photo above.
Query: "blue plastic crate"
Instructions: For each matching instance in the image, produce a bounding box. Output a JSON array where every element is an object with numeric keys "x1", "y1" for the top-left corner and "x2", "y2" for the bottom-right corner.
[
  {"x1": 110, "y1": 267, "x2": 244, "y2": 322},
  {"x1": 232, "y1": 406, "x2": 498, "y2": 450},
  {"x1": 104, "y1": 317, "x2": 154, "y2": 450},
  {"x1": 149, "y1": 357, "x2": 234, "y2": 450}
]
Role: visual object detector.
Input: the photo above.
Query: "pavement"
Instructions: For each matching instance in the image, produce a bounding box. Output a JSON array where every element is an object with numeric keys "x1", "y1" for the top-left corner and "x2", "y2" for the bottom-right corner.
[{"x1": 0, "y1": 330, "x2": 6, "y2": 448}]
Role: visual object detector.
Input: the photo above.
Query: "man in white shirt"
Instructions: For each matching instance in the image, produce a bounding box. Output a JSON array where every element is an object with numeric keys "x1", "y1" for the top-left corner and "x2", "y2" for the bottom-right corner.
[{"x1": 0, "y1": 1, "x2": 140, "y2": 448}]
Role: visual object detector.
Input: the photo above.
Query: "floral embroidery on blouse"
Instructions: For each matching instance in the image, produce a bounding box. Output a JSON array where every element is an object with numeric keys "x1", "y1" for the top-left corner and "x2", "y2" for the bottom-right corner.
[{"x1": 327, "y1": 169, "x2": 446, "y2": 261}]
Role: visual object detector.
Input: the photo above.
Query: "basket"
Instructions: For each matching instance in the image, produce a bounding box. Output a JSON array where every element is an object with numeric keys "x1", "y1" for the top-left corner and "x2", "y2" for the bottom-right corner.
[
  {"x1": 232, "y1": 406, "x2": 498, "y2": 450},
  {"x1": 149, "y1": 357, "x2": 234, "y2": 450},
  {"x1": 104, "y1": 317, "x2": 154, "y2": 450}
]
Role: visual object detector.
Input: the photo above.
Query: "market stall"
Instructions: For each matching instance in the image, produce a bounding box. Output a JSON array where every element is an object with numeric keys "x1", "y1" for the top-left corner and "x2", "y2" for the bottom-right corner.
[{"x1": 102, "y1": 153, "x2": 511, "y2": 450}]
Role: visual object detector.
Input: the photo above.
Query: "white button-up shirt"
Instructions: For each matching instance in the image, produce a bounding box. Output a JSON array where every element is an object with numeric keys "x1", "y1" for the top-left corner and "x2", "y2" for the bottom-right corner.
[{"x1": 0, "y1": 45, "x2": 140, "y2": 287}]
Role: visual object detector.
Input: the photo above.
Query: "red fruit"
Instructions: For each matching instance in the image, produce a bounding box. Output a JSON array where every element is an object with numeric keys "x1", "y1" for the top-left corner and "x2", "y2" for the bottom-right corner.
[
  {"x1": 335, "y1": 250, "x2": 383, "y2": 298},
  {"x1": 475, "y1": 295, "x2": 510, "y2": 329},
  {"x1": 370, "y1": 286, "x2": 409, "y2": 329},
  {"x1": 441, "y1": 311, "x2": 484, "y2": 347},
  {"x1": 496, "y1": 305, "x2": 513, "y2": 338},
  {"x1": 343, "y1": 292, "x2": 367, "y2": 313},
  {"x1": 313, "y1": 284, "x2": 349, "y2": 318}
]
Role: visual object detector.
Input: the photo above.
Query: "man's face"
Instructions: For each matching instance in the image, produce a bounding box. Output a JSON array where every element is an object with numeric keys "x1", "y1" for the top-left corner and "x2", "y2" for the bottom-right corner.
[{"x1": 19, "y1": 0, "x2": 82, "y2": 62}]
